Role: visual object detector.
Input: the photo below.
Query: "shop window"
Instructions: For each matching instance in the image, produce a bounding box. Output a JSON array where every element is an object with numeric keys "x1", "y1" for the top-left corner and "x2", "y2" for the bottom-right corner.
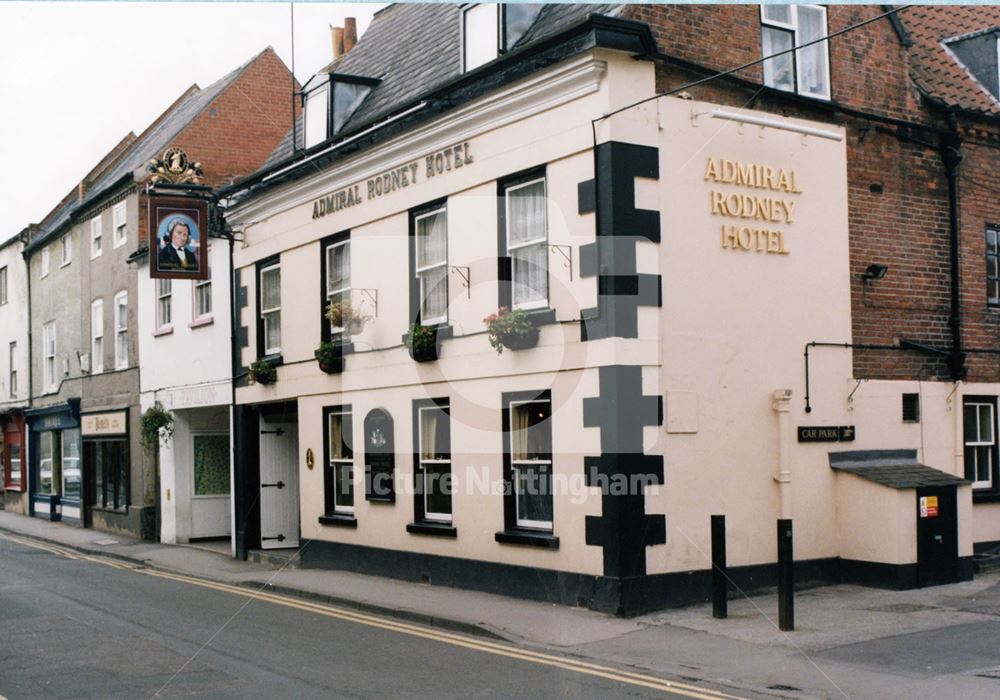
[
  {"x1": 114, "y1": 291, "x2": 128, "y2": 369},
  {"x1": 412, "y1": 204, "x2": 448, "y2": 325},
  {"x1": 987, "y1": 225, "x2": 1000, "y2": 307},
  {"x1": 61, "y1": 235, "x2": 71, "y2": 267},
  {"x1": 259, "y1": 260, "x2": 281, "y2": 356},
  {"x1": 760, "y1": 4, "x2": 830, "y2": 100},
  {"x1": 964, "y1": 397, "x2": 999, "y2": 496},
  {"x1": 193, "y1": 434, "x2": 230, "y2": 496},
  {"x1": 42, "y1": 321, "x2": 56, "y2": 392},
  {"x1": 9, "y1": 340, "x2": 17, "y2": 399},
  {"x1": 415, "y1": 400, "x2": 452, "y2": 523},
  {"x1": 500, "y1": 171, "x2": 548, "y2": 310},
  {"x1": 113, "y1": 201, "x2": 127, "y2": 248},
  {"x1": 324, "y1": 236, "x2": 351, "y2": 338},
  {"x1": 40, "y1": 247, "x2": 50, "y2": 278},
  {"x1": 156, "y1": 279, "x2": 172, "y2": 330},
  {"x1": 92, "y1": 440, "x2": 128, "y2": 510},
  {"x1": 62, "y1": 429, "x2": 80, "y2": 499},
  {"x1": 0, "y1": 265, "x2": 6, "y2": 304},
  {"x1": 462, "y1": 3, "x2": 544, "y2": 72},
  {"x1": 324, "y1": 407, "x2": 355, "y2": 516},
  {"x1": 503, "y1": 392, "x2": 553, "y2": 532},
  {"x1": 194, "y1": 278, "x2": 212, "y2": 320},
  {"x1": 8, "y1": 442, "x2": 21, "y2": 488},
  {"x1": 91, "y1": 300, "x2": 103, "y2": 374},
  {"x1": 38, "y1": 431, "x2": 60, "y2": 495},
  {"x1": 91, "y1": 215, "x2": 103, "y2": 259}
]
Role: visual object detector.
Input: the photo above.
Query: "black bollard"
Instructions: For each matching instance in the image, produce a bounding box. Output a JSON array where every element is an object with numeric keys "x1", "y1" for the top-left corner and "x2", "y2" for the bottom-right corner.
[
  {"x1": 711, "y1": 515, "x2": 728, "y2": 619},
  {"x1": 777, "y1": 518, "x2": 794, "y2": 631}
]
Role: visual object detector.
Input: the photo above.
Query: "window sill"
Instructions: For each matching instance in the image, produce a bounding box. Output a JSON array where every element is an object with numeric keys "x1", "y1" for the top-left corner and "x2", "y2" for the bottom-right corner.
[
  {"x1": 153, "y1": 326, "x2": 174, "y2": 337},
  {"x1": 525, "y1": 308, "x2": 557, "y2": 327},
  {"x1": 59, "y1": 261, "x2": 71, "y2": 269},
  {"x1": 319, "y1": 513, "x2": 358, "y2": 528},
  {"x1": 972, "y1": 491, "x2": 1000, "y2": 505},
  {"x1": 406, "y1": 521, "x2": 457, "y2": 538},
  {"x1": 189, "y1": 317, "x2": 214, "y2": 329},
  {"x1": 258, "y1": 354, "x2": 284, "y2": 367},
  {"x1": 3, "y1": 484, "x2": 24, "y2": 493},
  {"x1": 495, "y1": 529, "x2": 559, "y2": 549}
]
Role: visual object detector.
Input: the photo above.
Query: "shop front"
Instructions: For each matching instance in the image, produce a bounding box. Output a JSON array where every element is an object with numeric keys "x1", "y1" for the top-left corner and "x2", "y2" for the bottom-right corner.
[
  {"x1": 80, "y1": 409, "x2": 131, "y2": 532},
  {"x1": 1, "y1": 412, "x2": 27, "y2": 513},
  {"x1": 25, "y1": 401, "x2": 81, "y2": 522}
]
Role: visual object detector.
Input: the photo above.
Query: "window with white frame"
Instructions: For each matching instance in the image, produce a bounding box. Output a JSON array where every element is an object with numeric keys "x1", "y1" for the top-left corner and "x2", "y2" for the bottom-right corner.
[
  {"x1": 156, "y1": 279, "x2": 172, "y2": 330},
  {"x1": 91, "y1": 299, "x2": 104, "y2": 374},
  {"x1": 38, "y1": 431, "x2": 59, "y2": 495},
  {"x1": 9, "y1": 341, "x2": 16, "y2": 399},
  {"x1": 964, "y1": 398, "x2": 998, "y2": 493},
  {"x1": 0, "y1": 266, "x2": 6, "y2": 304},
  {"x1": 42, "y1": 321, "x2": 56, "y2": 391},
  {"x1": 194, "y1": 278, "x2": 212, "y2": 319},
  {"x1": 462, "y1": 4, "x2": 543, "y2": 72},
  {"x1": 507, "y1": 397, "x2": 553, "y2": 530},
  {"x1": 8, "y1": 442, "x2": 21, "y2": 488},
  {"x1": 260, "y1": 262, "x2": 281, "y2": 355},
  {"x1": 414, "y1": 206, "x2": 448, "y2": 325},
  {"x1": 40, "y1": 247, "x2": 50, "y2": 278},
  {"x1": 114, "y1": 291, "x2": 128, "y2": 369},
  {"x1": 760, "y1": 4, "x2": 830, "y2": 100},
  {"x1": 325, "y1": 408, "x2": 354, "y2": 515},
  {"x1": 62, "y1": 428, "x2": 81, "y2": 499},
  {"x1": 325, "y1": 239, "x2": 351, "y2": 334},
  {"x1": 417, "y1": 401, "x2": 451, "y2": 523},
  {"x1": 505, "y1": 176, "x2": 548, "y2": 310},
  {"x1": 61, "y1": 235, "x2": 71, "y2": 266},
  {"x1": 303, "y1": 82, "x2": 330, "y2": 150},
  {"x1": 113, "y1": 202, "x2": 127, "y2": 248},
  {"x1": 91, "y1": 215, "x2": 103, "y2": 258}
]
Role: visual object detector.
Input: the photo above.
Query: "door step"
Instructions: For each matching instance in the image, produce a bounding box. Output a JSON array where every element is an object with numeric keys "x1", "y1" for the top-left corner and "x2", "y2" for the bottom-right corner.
[{"x1": 249, "y1": 548, "x2": 301, "y2": 570}]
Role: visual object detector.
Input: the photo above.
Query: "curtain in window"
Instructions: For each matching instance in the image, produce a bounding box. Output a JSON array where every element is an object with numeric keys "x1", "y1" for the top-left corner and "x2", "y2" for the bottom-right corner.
[
  {"x1": 511, "y1": 404, "x2": 530, "y2": 460},
  {"x1": 417, "y1": 212, "x2": 447, "y2": 267},
  {"x1": 796, "y1": 5, "x2": 827, "y2": 96},
  {"x1": 262, "y1": 268, "x2": 281, "y2": 310},
  {"x1": 512, "y1": 246, "x2": 546, "y2": 307},
  {"x1": 330, "y1": 414, "x2": 344, "y2": 460},
  {"x1": 762, "y1": 27, "x2": 794, "y2": 91},
  {"x1": 421, "y1": 410, "x2": 437, "y2": 460},
  {"x1": 508, "y1": 182, "x2": 545, "y2": 244}
]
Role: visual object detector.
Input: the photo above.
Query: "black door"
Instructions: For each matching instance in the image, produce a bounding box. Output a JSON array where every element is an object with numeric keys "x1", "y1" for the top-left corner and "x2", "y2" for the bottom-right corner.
[{"x1": 916, "y1": 486, "x2": 958, "y2": 587}]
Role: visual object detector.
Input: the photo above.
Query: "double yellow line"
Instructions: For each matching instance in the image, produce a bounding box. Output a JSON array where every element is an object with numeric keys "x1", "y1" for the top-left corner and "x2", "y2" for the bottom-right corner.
[{"x1": 0, "y1": 532, "x2": 746, "y2": 700}]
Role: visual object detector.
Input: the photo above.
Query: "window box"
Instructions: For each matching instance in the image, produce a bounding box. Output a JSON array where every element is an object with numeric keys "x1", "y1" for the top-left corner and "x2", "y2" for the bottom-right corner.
[
  {"x1": 248, "y1": 359, "x2": 277, "y2": 385},
  {"x1": 405, "y1": 323, "x2": 440, "y2": 363},
  {"x1": 500, "y1": 327, "x2": 539, "y2": 351},
  {"x1": 314, "y1": 341, "x2": 346, "y2": 374}
]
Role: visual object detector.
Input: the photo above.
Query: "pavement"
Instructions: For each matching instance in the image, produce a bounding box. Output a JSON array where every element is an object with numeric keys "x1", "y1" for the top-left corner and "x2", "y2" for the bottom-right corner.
[{"x1": 3, "y1": 509, "x2": 1000, "y2": 699}]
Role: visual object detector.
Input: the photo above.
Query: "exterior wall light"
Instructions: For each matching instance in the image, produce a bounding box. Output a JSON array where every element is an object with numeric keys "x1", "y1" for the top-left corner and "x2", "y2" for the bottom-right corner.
[{"x1": 864, "y1": 263, "x2": 888, "y2": 280}]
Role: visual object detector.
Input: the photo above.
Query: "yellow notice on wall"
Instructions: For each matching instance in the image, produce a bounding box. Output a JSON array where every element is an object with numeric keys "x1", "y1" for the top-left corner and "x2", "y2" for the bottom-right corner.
[{"x1": 919, "y1": 496, "x2": 939, "y2": 518}]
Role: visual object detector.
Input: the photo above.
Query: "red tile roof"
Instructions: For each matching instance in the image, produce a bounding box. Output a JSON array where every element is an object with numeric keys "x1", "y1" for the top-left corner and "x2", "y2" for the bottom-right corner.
[{"x1": 900, "y1": 5, "x2": 1000, "y2": 116}]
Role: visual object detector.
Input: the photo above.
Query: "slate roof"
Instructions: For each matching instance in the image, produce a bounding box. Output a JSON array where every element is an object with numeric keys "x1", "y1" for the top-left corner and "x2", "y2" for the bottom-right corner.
[
  {"x1": 900, "y1": 5, "x2": 1000, "y2": 116},
  {"x1": 829, "y1": 450, "x2": 969, "y2": 489},
  {"x1": 35, "y1": 48, "x2": 272, "y2": 244},
  {"x1": 259, "y1": 3, "x2": 624, "y2": 171}
]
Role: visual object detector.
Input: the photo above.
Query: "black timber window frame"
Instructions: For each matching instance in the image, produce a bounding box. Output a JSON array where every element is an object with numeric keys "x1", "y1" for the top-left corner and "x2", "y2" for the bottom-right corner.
[
  {"x1": 319, "y1": 230, "x2": 355, "y2": 352},
  {"x1": 408, "y1": 199, "x2": 452, "y2": 331},
  {"x1": 496, "y1": 389, "x2": 559, "y2": 549},
  {"x1": 964, "y1": 395, "x2": 1000, "y2": 502},
  {"x1": 497, "y1": 166, "x2": 557, "y2": 326},
  {"x1": 407, "y1": 397, "x2": 456, "y2": 537},
  {"x1": 319, "y1": 404, "x2": 357, "y2": 527},
  {"x1": 987, "y1": 224, "x2": 1000, "y2": 307},
  {"x1": 254, "y1": 255, "x2": 283, "y2": 365}
]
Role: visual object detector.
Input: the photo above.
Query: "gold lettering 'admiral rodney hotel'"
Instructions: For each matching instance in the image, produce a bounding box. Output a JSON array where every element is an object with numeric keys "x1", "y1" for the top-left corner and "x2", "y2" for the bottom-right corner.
[
  {"x1": 705, "y1": 158, "x2": 802, "y2": 255},
  {"x1": 312, "y1": 143, "x2": 473, "y2": 219}
]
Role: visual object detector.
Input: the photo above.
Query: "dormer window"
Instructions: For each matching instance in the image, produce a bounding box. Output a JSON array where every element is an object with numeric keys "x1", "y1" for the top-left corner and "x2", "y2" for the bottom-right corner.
[
  {"x1": 462, "y1": 3, "x2": 544, "y2": 72},
  {"x1": 302, "y1": 73, "x2": 378, "y2": 150},
  {"x1": 946, "y1": 28, "x2": 1000, "y2": 101}
]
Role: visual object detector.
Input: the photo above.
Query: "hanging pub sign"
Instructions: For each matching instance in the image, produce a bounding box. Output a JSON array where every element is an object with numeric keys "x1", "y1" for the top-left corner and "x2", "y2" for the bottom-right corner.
[{"x1": 148, "y1": 194, "x2": 209, "y2": 281}]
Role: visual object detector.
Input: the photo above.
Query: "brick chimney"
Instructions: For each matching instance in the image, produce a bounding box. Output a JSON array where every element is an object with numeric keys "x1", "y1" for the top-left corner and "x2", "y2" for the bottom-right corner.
[
  {"x1": 344, "y1": 18, "x2": 357, "y2": 53},
  {"x1": 330, "y1": 25, "x2": 344, "y2": 60}
]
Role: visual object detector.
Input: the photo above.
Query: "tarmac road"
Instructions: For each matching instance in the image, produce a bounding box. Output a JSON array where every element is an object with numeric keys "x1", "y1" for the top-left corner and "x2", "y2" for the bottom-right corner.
[{"x1": 0, "y1": 535, "x2": 745, "y2": 700}]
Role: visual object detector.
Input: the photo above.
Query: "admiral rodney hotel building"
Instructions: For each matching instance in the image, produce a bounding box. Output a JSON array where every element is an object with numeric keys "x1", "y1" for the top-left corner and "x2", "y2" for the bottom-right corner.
[{"x1": 221, "y1": 4, "x2": 1000, "y2": 615}]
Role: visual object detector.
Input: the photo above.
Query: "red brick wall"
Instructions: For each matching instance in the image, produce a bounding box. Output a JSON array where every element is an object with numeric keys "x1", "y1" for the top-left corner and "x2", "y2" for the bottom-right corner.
[
  {"x1": 173, "y1": 48, "x2": 300, "y2": 190},
  {"x1": 626, "y1": 4, "x2": 1000, "y2": 382}
]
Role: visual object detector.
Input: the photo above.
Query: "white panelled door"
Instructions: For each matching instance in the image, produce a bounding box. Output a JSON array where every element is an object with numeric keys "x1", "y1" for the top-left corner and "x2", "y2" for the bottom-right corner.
[{"x1": 259, "y1": 420, "x2": 300, "y2": 549}]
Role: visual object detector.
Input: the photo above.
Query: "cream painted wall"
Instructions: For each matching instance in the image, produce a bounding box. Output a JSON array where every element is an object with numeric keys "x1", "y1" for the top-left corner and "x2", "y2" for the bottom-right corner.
[
  {"x1": 835, "y1": 474, "x2": 915, "y2": 565},
  {"x1": 647, "y1": 97, "x2": 853, "y2": 574}
]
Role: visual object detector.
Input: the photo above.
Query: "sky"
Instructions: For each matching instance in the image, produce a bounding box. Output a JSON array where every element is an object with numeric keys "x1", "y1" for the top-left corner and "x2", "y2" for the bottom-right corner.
[{"x1": 0, "y1": 1, "x2": 383, "y2": 236}]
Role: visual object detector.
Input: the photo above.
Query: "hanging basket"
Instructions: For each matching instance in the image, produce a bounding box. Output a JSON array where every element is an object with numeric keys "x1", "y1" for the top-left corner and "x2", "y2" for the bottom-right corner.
[{"x1": 499, "y1": 327, "x2": 540, "y2": 352}]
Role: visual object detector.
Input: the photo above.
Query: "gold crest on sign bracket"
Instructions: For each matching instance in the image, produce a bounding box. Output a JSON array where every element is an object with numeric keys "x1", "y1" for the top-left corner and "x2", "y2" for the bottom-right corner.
[{"x1": 147, "y1": 146, "x2": 204, "y2": 184}]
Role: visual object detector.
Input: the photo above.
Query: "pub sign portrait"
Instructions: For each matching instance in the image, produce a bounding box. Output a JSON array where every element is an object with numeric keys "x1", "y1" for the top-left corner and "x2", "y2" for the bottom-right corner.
[{"x1": 148, "y1": 196, "x2": 209, "y2": 281}]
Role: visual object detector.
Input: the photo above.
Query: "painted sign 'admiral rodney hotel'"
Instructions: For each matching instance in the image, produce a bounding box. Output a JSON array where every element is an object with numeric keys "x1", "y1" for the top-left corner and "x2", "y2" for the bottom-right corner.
[{"x1": 312, "y1": 142, "x2": 474, "y2": 220}]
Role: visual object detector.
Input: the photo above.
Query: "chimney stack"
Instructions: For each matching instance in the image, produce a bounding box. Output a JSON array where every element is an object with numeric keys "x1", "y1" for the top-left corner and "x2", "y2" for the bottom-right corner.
[
  {"x1": 344, "y1": 17, "x2": 357, "y2": 53},
  {"x1": 331, "y1": 25, "x2": 344, "y2": 60}
]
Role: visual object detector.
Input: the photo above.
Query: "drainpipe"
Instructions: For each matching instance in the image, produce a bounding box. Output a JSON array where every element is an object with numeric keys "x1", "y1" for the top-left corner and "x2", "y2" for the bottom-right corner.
[
  {"x1": 942, "y1": 111, "x2": 965, "y2": 381},
  {"x1": 772, "y1": 389, "x2": 793, "y2": 519}
]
